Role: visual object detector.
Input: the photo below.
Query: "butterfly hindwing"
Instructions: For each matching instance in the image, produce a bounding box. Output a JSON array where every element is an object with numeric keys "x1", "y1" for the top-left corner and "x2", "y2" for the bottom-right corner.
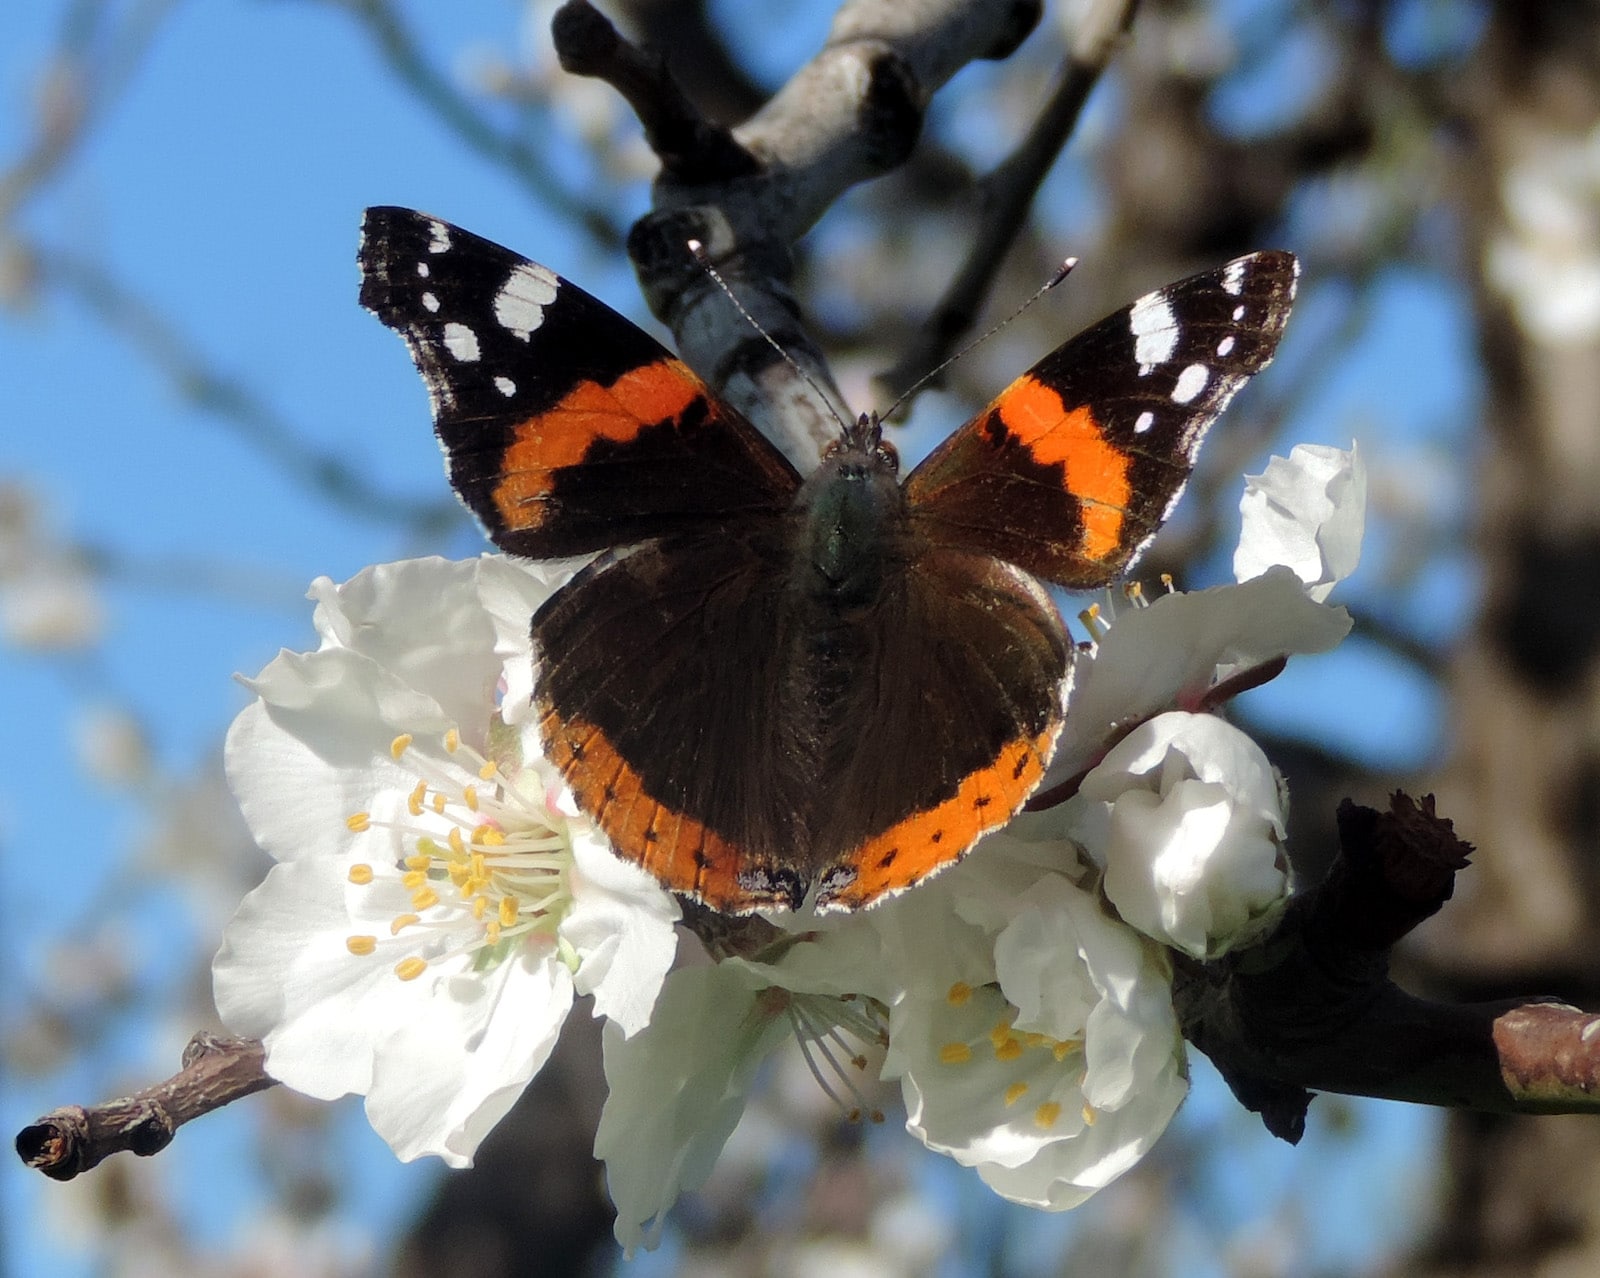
[
  {"x1": 532, "y1": 527, "x2": 1070, "y2": 914},
  {"x1": 904, "y1": 251, "x2": 1299, "y2": 587},
  {"x1": 809, "y1": 547, "x2": 1070, "y2": 910},
  {"x1": 358, "y1": 206, "x2": 802, "y2": 558},
  {"x1": 532, "y1": 529, "x2": 810, "y2": 912}
]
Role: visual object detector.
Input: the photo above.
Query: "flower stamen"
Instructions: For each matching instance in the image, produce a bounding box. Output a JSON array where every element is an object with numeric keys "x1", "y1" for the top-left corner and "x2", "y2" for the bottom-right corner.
[
  {"x1": 786, "y1": 993, "x2": 888, "y2": 1124},
  {"x1": 341, "y1": 728, "x2": 579, "y2": 980}
]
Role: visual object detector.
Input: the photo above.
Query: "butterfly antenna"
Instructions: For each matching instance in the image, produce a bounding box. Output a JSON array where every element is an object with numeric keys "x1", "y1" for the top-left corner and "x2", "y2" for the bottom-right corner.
[
  {"x1": 880, "y1": 257, "x2": 1079, "y2": 424},
  {"x1": 686, "y1": 240, "x2": 856, "y2": 435}
]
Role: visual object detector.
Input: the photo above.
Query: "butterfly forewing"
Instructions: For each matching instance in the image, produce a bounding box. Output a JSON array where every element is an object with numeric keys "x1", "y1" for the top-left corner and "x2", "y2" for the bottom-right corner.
[
  {"x1": 359, "y1": 207, "x2": 801, "y2": 558},
  {"x1": 904, "y1": 250, "x2": 1299, "y2": 588}
]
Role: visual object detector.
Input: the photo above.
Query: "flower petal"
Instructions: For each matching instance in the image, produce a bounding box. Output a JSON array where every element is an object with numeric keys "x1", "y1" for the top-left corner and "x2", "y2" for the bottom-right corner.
[
  {"x1": 563, "y1": 829, "x2": 680, "y2": 1036},
  {"x1": 596, "y1": 964, "x2": 789, "y2": 1254},
  {"x1": 365, "y1": 948, "x2": 572, "y2": 1166},
  {"x1": 1234, "y1": 443, "x2": 1366, "y2": 601}
]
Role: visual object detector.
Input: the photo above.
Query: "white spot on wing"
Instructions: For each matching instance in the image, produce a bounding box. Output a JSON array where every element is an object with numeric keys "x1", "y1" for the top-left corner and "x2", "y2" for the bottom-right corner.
[
  {"x1": 1216, "y1": 334, "x2": 1236, "y2": 357},
  {"x1": 1171, "y1": 363, "x2": 1210, "y2": 404},
  {"x1": 1232, "y1": 304, "x2": 1246, "y2": 322},
  {"x1": 427, "y1": 221, "x2": 451, "y2": 254},
  {"x1": 443, "y1": 322, "x2": 480, "y2": 362},
  {"x1": 494, "y1": 376, "x2": 517, "y2": 397},
  {"x1": 1129, "y1": 291, "x2": 1178, "y2": 376},
  {"x1": 1222, "y1": 259, "x2": 1247, "y2": 296},
  {"x1": 421, "y1": 291, "x2": 440, "y2": 313},
  {"x1": 494, "y1": 261, "x2": 560, "y2": 341},
  {"x1": 416, "y1": 261, "x2": 430, "y2": 278},
  {"x1": 1134, "y1": 410, "x2": 1155, "y2": 434}
]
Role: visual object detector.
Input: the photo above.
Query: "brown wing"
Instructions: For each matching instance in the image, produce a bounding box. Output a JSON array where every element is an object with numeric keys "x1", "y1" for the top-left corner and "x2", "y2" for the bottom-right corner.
[
  {"x1": 808, "y1": 548, "x2": 1071, "y2": 911},
  {"x1": 532, "y1": 529, "x2": 819, "y2": 912}
]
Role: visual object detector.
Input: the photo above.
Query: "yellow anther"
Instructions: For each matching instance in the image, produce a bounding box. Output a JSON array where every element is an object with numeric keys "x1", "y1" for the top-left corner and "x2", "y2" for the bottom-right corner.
[
  {"x1": 463, "y1": 785, "x2": 479, "y2": 811},
  {"x1": 472, "y1": 895, "x2": 490, "y2": 920},
  {"x1": 395, "y1": 956, "x2": 428, "y2": 981},
  {"x1": 498, "y1": 896, "x2": 519, "y2": 927},
  {"x1": 472, "y1": 824, "x2": 505, "y2": 847},
  {"x1": 485, "y1": 920, "x2": 501, "y2": 944},
  {"x1": 411, "y1": 887, "x2": 440, "y2": 911},
  {"x1": 939, "y1": 1042, "x2": 973, "y2": 1065},
  {"x1": 404, "y1": 854, "x2": 431, "y2": 872},
  {"x1": 347, "y1": 863, "x2": 374, "y2": 885},
  {"x1": 345, "y1": 935, "x2": 377, "y2": 956},
  {"x1": 389, "y1": 913, "x2": 420, "y2": 935},
  {"x1": 432, "y1": 792, "x2": 447, "y2": 814},
  {"x1": 946, "y1": 981, "x2": 973, "y2": 1006},
  {"x1": 1003, "y1": 1082, "x2": 1029, "y2": 1107},
  {"x1": 989, "y1": 1018, "x2": 1016, "y2": 1048},
  {"x1": 408, "y1": 781, "x2": 427, "y2": 817},
  {"x1": 1024, "y1": 1032, "x2": 1050, "y2": 1048},
  {"x1": 851, "y1": 1054, "x2": 869, "y2": 1071},
  {"x1": 1033, "y1": 1102, "x2": 1062, "y2": 1129},
  {"x1": 470, "y1": 852, "x2": 487, "y2": 878},
  {"x1": 1081, "y1": 1104, "x2": 1097, "y2": 1127},
  {"x1": 479, "y1": 760, "x2": 497, "y2": 781},
  {"x1": 447, "y1": 862, "x2": 470, "y2": 885},
  {"x1": 346, "y1": 812, "x2": 371, "y2": 832},
  {"x1": 448, "y1": 828, "x2": 466, "y2": 856},
  {"x1": 401, "y1": 870, "x2": 427, "y2": 891},
  {"x1": 390, "y1": 733, "x2": 413, "y2": 760},
  {"x1": 1053, "y1": 1039, "x2": 1081, "y2": 1061},
  {"x1": 994, "y1": 1036, "x2": 1023, "y2": 1062},
  {"x1": 1160, "y1": 572, "x2": 1174, "y2": 591},
  {"x1": 444, "y1": 728, "x2": 460, "y2": 753}
]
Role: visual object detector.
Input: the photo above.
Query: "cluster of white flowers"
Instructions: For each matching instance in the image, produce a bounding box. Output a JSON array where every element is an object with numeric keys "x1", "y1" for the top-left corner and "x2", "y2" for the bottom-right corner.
[{"x1": 212, "y1": 444, "x2": 1363, "y2": 1252}]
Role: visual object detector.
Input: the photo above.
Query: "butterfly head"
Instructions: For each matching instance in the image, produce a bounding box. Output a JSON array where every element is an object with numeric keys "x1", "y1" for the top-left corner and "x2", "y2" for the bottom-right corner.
[{"x1": 822, "y1": 412, "x2": 900, "y2": 478}]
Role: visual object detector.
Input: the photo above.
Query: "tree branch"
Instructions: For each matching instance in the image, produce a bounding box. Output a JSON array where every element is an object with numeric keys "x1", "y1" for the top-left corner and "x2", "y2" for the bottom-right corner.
[
  {"x1": 553, "y1": 1, "x2": 761, "y2": 183},
  {"x1": 334, "y1": 0, "x2": 624, "y2": 248},
  {"x1": 1177, "y1": 794, "x2": 1600, "y2": 1142},
  {"x1": 876, "y1": 0, "x2": 1140, "y2": 403},
  {"x1": 569, "y1": 0, "x2": 1043, "y2": 467},
  {"x1": 32, "y1": 246, "x2": 463, "y2": 533},
  {"x1": 15, "y1": 1033, "x2": 275, "y2": 1181}
]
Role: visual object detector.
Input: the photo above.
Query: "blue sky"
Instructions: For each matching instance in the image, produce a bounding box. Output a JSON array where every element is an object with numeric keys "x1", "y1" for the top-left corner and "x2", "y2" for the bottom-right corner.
[{"x1": 2, "y1": 2, "x2": 1468, "y2": 1273}]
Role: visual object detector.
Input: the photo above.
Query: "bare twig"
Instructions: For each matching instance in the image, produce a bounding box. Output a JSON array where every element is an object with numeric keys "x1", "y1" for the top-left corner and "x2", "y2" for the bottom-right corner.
[
  {"x1": 876, "y1": 0, "x2": 1140, "y2": 402},
  {"x1": 15, "y1": 1033, "x2": 275, "y2": 1181},
  {"x1": 333, "y1": 0, "x2": 624, "y2": 248},
  {"x1": 553, "y1": 1, "x2": 759, "y2": 183},
  {"x1": 32, "y1": 246, "x2": 462, "y2": 533},
  {"x1": 0, "y1": 0, "x2": 178, "y2": 225}
]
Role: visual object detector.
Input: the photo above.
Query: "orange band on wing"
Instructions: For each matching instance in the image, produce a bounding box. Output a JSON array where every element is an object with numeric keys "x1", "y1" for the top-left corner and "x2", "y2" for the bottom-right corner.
[
  {"x1": 538, "y1": 701, "x2": 753, "y2": 911},
  {"x1": 994, "y1": 378, "x2": 1132, "y2": 563},
  {"x1": 819, "y1": 726, "x2": 1057, "y2": 911},
  {"x1": 491, "y1": 360, "x2": 706, "y2": 530}
]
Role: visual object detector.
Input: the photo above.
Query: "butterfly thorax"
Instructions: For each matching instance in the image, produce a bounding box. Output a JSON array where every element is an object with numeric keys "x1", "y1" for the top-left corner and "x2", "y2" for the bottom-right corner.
[{"x1": 793, "y1": 414, "x2": 906, "y2": 611}]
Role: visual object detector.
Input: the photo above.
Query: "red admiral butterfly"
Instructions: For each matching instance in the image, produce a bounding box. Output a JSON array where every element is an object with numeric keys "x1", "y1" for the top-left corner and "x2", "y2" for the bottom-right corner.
[{"x1": 359, "y1": 207, "x2": 1297, "y2": 913}]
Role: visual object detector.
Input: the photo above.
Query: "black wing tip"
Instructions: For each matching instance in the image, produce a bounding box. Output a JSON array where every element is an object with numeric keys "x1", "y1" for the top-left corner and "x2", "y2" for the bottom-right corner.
[{"x1": 357, "y1": 207, "x2": 442, "y2": 318}]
